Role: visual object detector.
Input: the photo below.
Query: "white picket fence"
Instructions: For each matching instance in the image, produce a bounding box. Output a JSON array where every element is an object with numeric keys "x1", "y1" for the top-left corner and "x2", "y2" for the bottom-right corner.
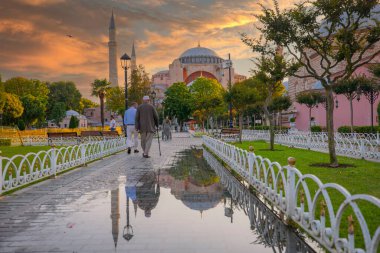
[
  {"x1": 203, "y1": 135, "x2": 380, "y2": 253},
  {"x1": 240, "y1": 130, "x2": 380, "y2": 161},
  {"x1": 0, "y1": 137, "x2": 127, "y2": 194}
]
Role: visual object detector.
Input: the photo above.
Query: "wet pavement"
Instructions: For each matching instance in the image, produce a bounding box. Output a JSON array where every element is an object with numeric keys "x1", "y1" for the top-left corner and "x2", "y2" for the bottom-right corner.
[{"x1": 0, "y1": 133, "x2": 317, "y2": 253}]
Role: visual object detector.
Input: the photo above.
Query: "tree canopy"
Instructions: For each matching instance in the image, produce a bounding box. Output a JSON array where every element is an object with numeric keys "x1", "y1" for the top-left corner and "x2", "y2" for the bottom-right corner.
[
  {"x1": 20, "y1": 94, "x2": 46, "y2": 128},
  {"x1": 129, "y1": 65, "x2": 151, "y2": 104},
  {"x1": 0, "y1": 92, "x2": 24, "y2": 125},
  {"x1": 47, "y1": 81, "x2": 82, "y2": 113},
  {"x1": 163, "y1": 82, "x2": 193, "y2": 126},
  {"x1": 106, "y1": 87, "x2": 125, "y2": 116}
]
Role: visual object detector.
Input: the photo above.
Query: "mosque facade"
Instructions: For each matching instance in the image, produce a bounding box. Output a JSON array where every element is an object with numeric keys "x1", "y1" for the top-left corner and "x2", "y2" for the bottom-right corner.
[{"x1": 152, "y1": 44, "x2": 246, "y2": 89}]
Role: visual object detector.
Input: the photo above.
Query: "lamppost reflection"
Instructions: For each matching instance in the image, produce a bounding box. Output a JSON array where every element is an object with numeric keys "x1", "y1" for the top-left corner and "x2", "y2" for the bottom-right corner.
[{"x1": 124, "y1": 182, "x2": 137, "y2": 241}]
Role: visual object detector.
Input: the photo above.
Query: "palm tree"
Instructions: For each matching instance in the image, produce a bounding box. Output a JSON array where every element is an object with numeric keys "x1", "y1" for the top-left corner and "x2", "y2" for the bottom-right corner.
[{"x1": 91, "y1": 78, "x2": 111, "y2": 128}]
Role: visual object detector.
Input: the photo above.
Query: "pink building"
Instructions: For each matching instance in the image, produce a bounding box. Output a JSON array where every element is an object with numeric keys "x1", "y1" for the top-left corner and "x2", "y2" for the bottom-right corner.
[
  {"x1": 152, "y1": 44, "x2": 246, "y2": 89},
  {"x1": 287, "y1": 46, "x2": 380, "y2": 131}
]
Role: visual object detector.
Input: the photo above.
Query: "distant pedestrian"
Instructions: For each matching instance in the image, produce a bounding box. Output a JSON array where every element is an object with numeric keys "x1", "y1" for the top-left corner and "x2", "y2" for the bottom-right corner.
[
  {"x1": 124, "y1": 102, "x2": 139, "y2": 154},
  {"x1": 162, "y1": 117, "x2": 172, "y2": 141},
  {"x1": 110, "y1": 115, "x2": 117, "y2": 131},
  {"x1": 135, "y1": 96, "x2": 159, "y2": 158}
]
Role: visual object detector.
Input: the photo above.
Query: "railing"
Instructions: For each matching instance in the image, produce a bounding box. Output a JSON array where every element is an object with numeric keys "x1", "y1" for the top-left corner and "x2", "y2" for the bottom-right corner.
[
  {"x1": 203, "y1": 149, "x2": 316, "y2": 252},
  {"x1": 203, "y1": 135, "x2": 380, "y2": 253},
  {"x1": 0, "y1": 137, "x2": 127, "y2": 194},
  {"x1": 241, "y1": 130, "x2": 380, "y2": 161}
]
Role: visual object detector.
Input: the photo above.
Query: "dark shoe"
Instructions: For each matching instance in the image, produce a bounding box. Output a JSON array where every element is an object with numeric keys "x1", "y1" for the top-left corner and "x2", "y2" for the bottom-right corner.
[
  {"x1": 134, "y1": 150, "x2": 139, "y2": 153},
  {"x1": 127, "y1": 148, "x2": 131, "y2": 154},
  {"x1": 143, "y1": 154, "x2": 151, "y2": 158}
]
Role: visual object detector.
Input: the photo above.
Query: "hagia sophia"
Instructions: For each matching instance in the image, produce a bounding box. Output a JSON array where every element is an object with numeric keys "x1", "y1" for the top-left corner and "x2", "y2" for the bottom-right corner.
[{"x1": 151, "y1": 43, "x2": 247, "y2": 89}]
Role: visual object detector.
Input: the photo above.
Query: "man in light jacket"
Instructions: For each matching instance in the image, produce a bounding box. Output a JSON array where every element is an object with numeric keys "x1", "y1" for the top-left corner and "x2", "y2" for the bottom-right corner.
[
  {"x1": 124, "y1": 102, "x2": 139, "y2": 154},
  {"x1": 135, "y1": 96, "x2": 159, "y2": 158}
]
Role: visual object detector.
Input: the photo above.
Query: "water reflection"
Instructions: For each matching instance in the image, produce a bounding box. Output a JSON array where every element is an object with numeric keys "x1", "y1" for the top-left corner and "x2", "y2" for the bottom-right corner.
[
  {"x1": 203, "y1": 149, "x2": 316, "y2": 253},
  {"x1": 110, "y1": 148, "x2": 316, "y2": 252}
]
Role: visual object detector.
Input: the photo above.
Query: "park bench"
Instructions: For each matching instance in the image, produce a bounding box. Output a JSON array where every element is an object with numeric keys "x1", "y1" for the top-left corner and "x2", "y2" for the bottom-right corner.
[
  {"x1": 80, "y1": 131, "x2": 102, "y2": 137},
  {"x1": 220, "y1": 128, "x2": 241, "y2": 141},
  {"x1": 47, "y1": 132, "x2": 78, "y2": 145},
  {"x1": 101, "y1": 131, "x2": 119, "y2": 138}
]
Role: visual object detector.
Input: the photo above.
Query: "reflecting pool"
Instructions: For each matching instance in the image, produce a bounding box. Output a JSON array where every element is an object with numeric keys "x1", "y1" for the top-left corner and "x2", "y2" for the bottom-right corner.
[{"x1": 0, "y1": 148, "x2": 318, "y2": 253}]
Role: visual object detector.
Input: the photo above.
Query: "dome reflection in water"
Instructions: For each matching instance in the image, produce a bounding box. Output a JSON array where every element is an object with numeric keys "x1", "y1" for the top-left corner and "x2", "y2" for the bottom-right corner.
[{"x1": 120, "y1": 148, "x2": 317, "y2": 253}]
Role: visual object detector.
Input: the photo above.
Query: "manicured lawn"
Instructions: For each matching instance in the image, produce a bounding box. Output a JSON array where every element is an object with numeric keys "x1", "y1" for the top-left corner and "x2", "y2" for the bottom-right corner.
[
  {"x1": 235, "y1": 140, "x2": 380, "y2": 198},
  {"x1": 0, "y1": 146, "x2": 52, "y2": 158},
  {"x1": 233, "y1": 140, "x2": 380, "y2": 248}
]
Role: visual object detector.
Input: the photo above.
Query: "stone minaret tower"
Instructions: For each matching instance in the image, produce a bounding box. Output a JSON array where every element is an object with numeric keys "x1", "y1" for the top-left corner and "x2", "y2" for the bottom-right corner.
[
  {"x1": 108, "y1": 11, "x2": 119, "y2": 87},
  {"x1": 131, "y1": 41, "x2": 137, "y2": 71}
]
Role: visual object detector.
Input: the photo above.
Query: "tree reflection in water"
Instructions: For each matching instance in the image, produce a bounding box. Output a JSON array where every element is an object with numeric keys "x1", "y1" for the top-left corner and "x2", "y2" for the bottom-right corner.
[{"x1": 203, "y1": 149, "x2": 317, "y2": 253}]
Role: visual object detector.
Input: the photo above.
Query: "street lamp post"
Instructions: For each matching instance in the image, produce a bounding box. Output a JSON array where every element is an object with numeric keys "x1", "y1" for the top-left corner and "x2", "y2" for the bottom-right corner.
[
  {"x1": 0, "y1": 109, "x2": 3, "y2": 129},
  {"x1": 228, "y1": 54, "x2": 233, "y2": 128},
  {"x1": 120, "y1": 53, "x2": 131, "y2": 110},
  {"x1": 151, "y1": 90, "x2": 157, "y2": 107}
]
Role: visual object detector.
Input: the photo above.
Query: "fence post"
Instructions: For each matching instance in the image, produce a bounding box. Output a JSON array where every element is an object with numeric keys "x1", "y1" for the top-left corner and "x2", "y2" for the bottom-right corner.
[
  {"x1": 0, "y1": 151, "x2": 3, "y2": 195},
  {"x1": 51, "y1": 146, "x2": 57, "y2": 178},
  {"x1": 286, "y1": 157, "x2": 296, "y2": 219},
  {"x1": 360, "y1": 139, "x2": 365, "y2": 159},
  {"x1": 377, "y1": 132, "x2": 379, "y2": 146},
  {"x1": 81, "y1": 144, "x2": 87, "y2": 167}
]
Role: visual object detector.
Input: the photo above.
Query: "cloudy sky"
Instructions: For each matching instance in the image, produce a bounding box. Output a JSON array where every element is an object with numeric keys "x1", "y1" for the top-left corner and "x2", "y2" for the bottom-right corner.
[{"x1": 0, "y1": 0, "x2": 296, "y2": 98}]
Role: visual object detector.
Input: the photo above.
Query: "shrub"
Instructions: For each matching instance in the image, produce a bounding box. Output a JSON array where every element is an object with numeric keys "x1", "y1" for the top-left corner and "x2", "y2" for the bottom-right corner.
[
  {"x1": 0, "y1": 139, "x2": 11, "y2": 146},
  {"x1": 290, "y1": 117, "x2": 296, "y2": 123},
  {"x1": 338, "y1": 125, "x2": 380, "y2": 133},
  {"x1": 338, "y1": 126, "x2": 351, "y2": 133},
  {"x1": 17, "y1": 119, "x2": 26, "y2": 131},
  {"x1": 311, "y1": 125, "x2": 322, "y2": 132}
]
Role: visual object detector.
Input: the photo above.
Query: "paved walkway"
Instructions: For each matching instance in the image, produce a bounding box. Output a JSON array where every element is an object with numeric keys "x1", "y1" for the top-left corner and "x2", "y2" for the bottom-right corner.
[{"x1": 0, "y1": 133, "x2": 202, "y2": 253}]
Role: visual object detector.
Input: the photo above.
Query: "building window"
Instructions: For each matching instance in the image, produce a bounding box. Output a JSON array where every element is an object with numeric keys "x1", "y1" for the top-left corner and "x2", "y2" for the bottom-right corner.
[{"x1": 64, "y1": 124, "x2": 67, "y2": 128}]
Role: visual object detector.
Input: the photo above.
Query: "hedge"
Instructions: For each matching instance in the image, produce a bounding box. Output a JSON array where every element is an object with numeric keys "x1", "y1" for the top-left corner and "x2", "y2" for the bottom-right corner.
[
  {"x1": 310, "y1": 125, "x2": 327, "y2": 132},
  {"x1": 250, "y1": 126, "x2": 290, "y2": 131},
  {"x1": 0, "y1": 139, "x2": 11, "y2": 146},
  {"x1": 337, "y1": 125, "x2": 380, "y2": 133}
]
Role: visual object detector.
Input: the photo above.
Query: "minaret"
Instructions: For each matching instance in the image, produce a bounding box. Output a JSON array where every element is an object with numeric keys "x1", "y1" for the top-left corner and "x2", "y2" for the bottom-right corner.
[
  {"x1": 131, "y1": 41, "x2": 137, "y2": 71},
  {"x1": 108, "y1": 10, "x2": 119, "y2": 87},
  {"x1": 110, "y1": 188, "x2": 120, "y2": 248}
]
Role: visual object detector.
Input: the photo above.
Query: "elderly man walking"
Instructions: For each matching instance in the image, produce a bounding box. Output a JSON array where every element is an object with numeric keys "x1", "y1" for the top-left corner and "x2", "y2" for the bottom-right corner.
[
  {"x1": 135, "y1": 96, "x2": 159, "y2": 158},
  {"x1": 124, "y1": 102, "x2": 139, "y2": 154}
]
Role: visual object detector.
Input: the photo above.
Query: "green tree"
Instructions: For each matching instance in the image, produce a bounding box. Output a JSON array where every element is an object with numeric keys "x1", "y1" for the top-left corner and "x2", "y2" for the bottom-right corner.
[
  {"x1": 91, "y1": 78, "x2": 111, "y2": 128},
  {"x1": 189, "y1": 77, "x2": 225, "y2": 130},
  {"x1": 50, "y1": 102, "x2": 66, "y2": 127},
  {"x1": 47, "y1": 81, "x2": 82, "y2": 114},
  {"x1": 129, "y1": 65, "x2": 151, "y2": 104},
  {"x1": 333, "y1": 77, "x2": 363, "y2": 132},
  {"x1": 69, "y1": 115, "x2": 79, "y2": 129},
  {"x1": 20, "y1": 94, "x2": 46, "y2": 128},
  {"x1": 79, "y1": 98, "x2": 98, "y2": 113},
  {"x1": 357, "y1": 76, "x2": 380, "y2": 132},
  {"x1": 163, "y1": 82, "x2": 193, "y2": 129},
  {"x1": 106, "y1": 87, "x2": 125, "y2": 117},
  {"x1": 249, "y1": 0, "x2": 380, "y2": 166},
  {"x1": 268, "y1": 95, "x2": 292, "y2": 129},
  {"x1": 4, "y1": 77, "x2": 49, "y2": 103},
  {"x1": 296, "y1": 91, "x2": 325, "y2": 131},
  {"x1": 248, "y1": 55, "x2": 288, "y2": 151},
  {"x1": 230, "y1": 78, "x2": 259, "y2": 142},
  {"x1": 0, "y1": 92, "x2": 24, "y2": 125}
]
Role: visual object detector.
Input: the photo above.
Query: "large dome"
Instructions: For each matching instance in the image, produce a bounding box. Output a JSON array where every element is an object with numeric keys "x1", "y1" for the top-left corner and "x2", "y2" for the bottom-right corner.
[
  {"x1": 180, "y1": 46, "x2": 219, "y2": 58},
  {"x1": 179, "y1": 46, "x2": 223, "y2": 64}
]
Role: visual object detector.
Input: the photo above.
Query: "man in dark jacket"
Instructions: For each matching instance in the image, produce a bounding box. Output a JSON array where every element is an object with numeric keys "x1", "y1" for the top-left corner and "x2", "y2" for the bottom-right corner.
[{"x1": 135, "y1": 96, "x2": 159, "y2": 158}]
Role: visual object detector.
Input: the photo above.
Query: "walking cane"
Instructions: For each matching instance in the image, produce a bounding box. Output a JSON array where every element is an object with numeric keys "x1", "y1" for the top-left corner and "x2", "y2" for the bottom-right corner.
[{"x1": 156, "y1": 126, "x2": 162, "y2": 156}]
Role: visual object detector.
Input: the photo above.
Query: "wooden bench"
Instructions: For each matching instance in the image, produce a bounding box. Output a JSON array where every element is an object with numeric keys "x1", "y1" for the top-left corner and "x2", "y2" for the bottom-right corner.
[
  {"x1": 80, "y1": 131, "x2": 102, "y2": 137},
  {"x1": 47, "y1": 132, "x2": 78, "y2": 145},
  {"x1": 101, "y1": 131, "x2": 119, "y2": 138},
  {"x1": 220, "y1": 128, "x2": 241, "y2": 141}
]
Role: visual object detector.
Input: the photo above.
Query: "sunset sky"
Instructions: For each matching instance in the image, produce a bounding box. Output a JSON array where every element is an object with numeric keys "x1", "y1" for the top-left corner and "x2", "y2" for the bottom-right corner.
[{"x1": 0, "y1": 0, "x2": 296, "y2": 98}]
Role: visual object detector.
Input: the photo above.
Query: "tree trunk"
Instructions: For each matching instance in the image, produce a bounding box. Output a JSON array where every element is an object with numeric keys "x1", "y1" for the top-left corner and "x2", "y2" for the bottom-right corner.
[
  {"x1": 239, "y1": 113, "x2": 243, "y2": 143},
  {"x1": 350, "y1": 98, "x2": 354, "y2": 133},
  {"x1": 263, "y1": 100, "x2": 274, "y2": 150},
  {"x1": 326, "y1": 88, "x2": 338, "y2": 167},
  {"x1": 100, "y1": 95, "x2": 105, "y2": 129},
  {"x1": 309, "y1": 107, "x2": 312, "y2": 131}
]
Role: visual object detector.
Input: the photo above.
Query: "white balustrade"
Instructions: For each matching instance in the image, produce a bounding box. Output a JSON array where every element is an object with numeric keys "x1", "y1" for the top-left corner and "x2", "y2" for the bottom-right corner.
[
  {"x1": 203, "y1": 135, "x2": 380, "y2": 253},
  {"x1": 240, "y1": 130, "x2": 380, "y2": 161},
  {"x1": 0, "y1": 137, "x2": 127, "y2": 194}
]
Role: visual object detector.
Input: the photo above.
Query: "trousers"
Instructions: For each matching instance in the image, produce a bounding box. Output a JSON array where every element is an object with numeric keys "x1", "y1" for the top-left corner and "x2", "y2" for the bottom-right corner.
[
  {"x1": 140, "y1": 132, "x2": 154, "y2": 155},
  {"x1": 126, "y1": 125, "x2": 138, "y2": 149}
]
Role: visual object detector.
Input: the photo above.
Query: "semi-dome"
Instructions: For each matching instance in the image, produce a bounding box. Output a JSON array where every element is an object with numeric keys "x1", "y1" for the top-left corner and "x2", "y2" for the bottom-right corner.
[{"x1": 179, "y1": 46, "x2": 223, "y2": 64}]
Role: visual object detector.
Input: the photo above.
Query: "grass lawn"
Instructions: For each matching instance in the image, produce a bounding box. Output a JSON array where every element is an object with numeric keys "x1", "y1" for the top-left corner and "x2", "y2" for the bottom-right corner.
[
  {"x1": 233, "y1": 140, "x2": 380, "y2": 248},
  {"x1": 0, "y1": 146, "x2": 52, "y2": 158}
]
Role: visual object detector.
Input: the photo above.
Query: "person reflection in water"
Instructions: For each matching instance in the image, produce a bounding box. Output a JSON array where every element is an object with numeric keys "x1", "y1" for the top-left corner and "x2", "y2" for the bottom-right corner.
[{"x1": 136, "y1": 170, "x2": 160, "y2": 218}]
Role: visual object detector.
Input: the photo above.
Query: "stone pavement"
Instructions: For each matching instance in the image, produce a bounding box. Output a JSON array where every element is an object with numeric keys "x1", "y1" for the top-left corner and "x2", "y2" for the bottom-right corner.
[{"x1": 0, "y1": 132, "x2": 202, "y2": 253}]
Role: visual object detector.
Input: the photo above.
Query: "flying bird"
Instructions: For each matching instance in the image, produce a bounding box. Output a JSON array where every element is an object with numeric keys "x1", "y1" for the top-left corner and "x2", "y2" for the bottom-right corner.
[{"x1": 66, "y1": 34, "x2": 73, "y2": 38}]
